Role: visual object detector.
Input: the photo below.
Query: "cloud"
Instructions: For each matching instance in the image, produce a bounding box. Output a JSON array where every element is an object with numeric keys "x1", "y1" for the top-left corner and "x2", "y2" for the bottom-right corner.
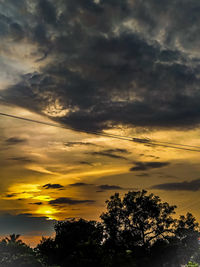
[
  {"x1": 146, "y1": 155, "x2": 160, "y2": 160},
  {"x1": 49, "y1": 197, "x2": 95, "y2": 206},
  {"x1": 103, "y1": 149, "x2": 130, "y2": 154},
  {"x1": 79, "y1": 161, "x2": 93, "y2": 166},
  {"x1": 96, "y1": 184, "x2": 123, "y2": 191},
  {"x1": 1, "y1": 0, "x2": 200, "y2": 132},
  {"x1": 68, "y1": 182, "x2": 124, "y2": 192},
  {"x1": 88, "y1": 150, "x2": 128, "y2": 160},
  {"x1": 131, "y1": 0, "x2": 200, "y2": 53},
  {"x1": 68, "y1": 182, "x2": 92, "y2": 187},
  {"x1": 130, "y1": 161, "x2": 170, "y2": 171},
  {"x1": 64, "y1": 142, "x2": 100, "y2": 147},
  {"x1": 5, "y1": 193, "x2": 17, "y2": 198},
  {"x1": 7, "y1": 157, "x2": 34, "y2": 163},
  {"x1": 43, "y1": 183, "x2": 64, "y2": 189},
  {"x1": 5, "y1": 137, "x2": 27, "y2": 145},
  {"x1": 151, "y1": 179, "x2": 200, "y2": 191},
  {"x1": 0, "y1": 213, "x2": 55, "y2": 236},
  {"x1": 29, "y1": 202, "x2": 43, "y2": 205}
]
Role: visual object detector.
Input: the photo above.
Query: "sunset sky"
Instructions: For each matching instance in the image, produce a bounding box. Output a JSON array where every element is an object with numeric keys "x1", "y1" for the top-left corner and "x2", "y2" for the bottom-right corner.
[{"x1": 1, "y1": 0, "x2": 200, "y2": 246}]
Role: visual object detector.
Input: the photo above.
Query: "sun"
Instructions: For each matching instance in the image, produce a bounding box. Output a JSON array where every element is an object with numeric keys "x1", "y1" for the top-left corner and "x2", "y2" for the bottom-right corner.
[
  {"x1": 44, "y1": 209, "x2": 53, "y2": 215},
  {"x1": 35, "y1": 206, "x2": 58, "y2": 219}
]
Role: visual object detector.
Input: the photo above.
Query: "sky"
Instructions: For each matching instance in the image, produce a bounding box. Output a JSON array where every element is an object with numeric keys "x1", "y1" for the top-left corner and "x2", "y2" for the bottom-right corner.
[{"x1": 1, "y1": 0, "x2": 200, "y2": 247}]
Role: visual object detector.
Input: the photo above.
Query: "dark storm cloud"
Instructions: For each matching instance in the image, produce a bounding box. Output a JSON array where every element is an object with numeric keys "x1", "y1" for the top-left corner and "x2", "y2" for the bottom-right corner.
[
  {"x1": 0, "y1": 213, "x2": 55, "y2": 235},
  {"x1": 5, "y1": 137, "x2": 27, "y2": 145},
  {"x1": 49, "y1": 197, "x2": 95, "y2": 206},
  {"x1": 43, "y1": 183, "x2": 64, "y2": 189},
  {"x1": 130, "y1": 161, "x2": 170, "y2": 171},
  {"x1": 1, "y1": 0, "x2": 200, "y2": 131},
  {"x1": 0, "y1": 14, "x2": 24, "y2": 41},
  {"x1": 131, "y1": 0, "x2": 200, "y2": 52},
  {"x1": 151, "y1": 179, "x2": 200, "y2": 191},
  {"x1": 37, "y1": 0, "x2": 57, "y2": 25}
]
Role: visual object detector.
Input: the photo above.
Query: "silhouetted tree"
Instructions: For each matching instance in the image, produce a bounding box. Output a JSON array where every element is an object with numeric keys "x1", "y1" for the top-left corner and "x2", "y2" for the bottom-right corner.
[
  {"x1": 101, "y1": 190, "x2": 199, "y2": 267},
  {"x1": 37, "y1": 218, "x2": 104, "y2": 267},
  {"x1": 173, "y1": 213, "x2": 200, "y2": 266},
  {"x1": 0, "y1": 234, "x2": 43, "y2": 267},
  {"x1": 101, "y1": 190, "x2": 176, "y2": 250},
  {"x1": 35, "y1": 236, "x2": 56, "y2": 266},
  {"x1": 149, "y1": 213, "x2": 199, "y2": 267},
  {"x1": 4, "y1": 234, "x2": 22, "y2": 245},
  {"x1": 37, "y1": 190, "x2": 200, "y2": 267}
]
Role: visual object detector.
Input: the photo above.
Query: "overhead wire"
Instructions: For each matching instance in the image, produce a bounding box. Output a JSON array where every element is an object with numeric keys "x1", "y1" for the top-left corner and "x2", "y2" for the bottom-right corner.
[
  {"x1": 0, "y1": 112, "x2": 132, "y2": 141},
  {"x1": 0, "y1": 112, "x2": 200, "y2": 152}
]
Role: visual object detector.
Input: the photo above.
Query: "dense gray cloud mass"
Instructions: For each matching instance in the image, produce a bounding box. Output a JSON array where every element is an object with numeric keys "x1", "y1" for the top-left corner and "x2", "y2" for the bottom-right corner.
[
  {"x1": 0, "y1": 214, "x2": 55, "y2": 235},
  {"x1": 1, "y1": 0, "x2": 200, "y2": 131},
  {"x1": 131, "y1": 0, "x2": 200, "y2": 52}
]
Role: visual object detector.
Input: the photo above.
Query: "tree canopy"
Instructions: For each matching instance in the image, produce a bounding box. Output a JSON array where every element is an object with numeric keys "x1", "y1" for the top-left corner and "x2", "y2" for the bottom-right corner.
[
  {"x1": 1, "y1": 190, "x2": 199, "y2": 266},
  {"x1": 37, "y1": 218, "x2": 104, "y2": 267},
  {"x1": 0, "y1": 234, "x2": 43, "y2": 267},
  {"x1": 101, "y1": 190, "x2": 177, "y2": 249},
  {"x1": 36, "y1": 190, "x2": 200, "y2": 267}
]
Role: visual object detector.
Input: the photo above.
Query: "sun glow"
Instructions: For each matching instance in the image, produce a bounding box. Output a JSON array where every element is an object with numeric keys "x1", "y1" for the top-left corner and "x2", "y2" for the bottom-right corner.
[
  {"x1": 9, "y1": 183, "x2": 41, "y2": 192},
  {"x1": 33, "y1": 195, "x2": 54, "y2": 201},
  {"x1": 35, "y1": 206, "x2": 58, "y2": 220},
  {"x1": 6, "y1": 184, "x2": 54, "y2": 202}
]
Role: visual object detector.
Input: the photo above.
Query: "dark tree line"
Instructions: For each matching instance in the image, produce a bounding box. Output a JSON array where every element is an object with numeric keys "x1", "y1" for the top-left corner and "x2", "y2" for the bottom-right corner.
[
  {"x1": 36, "y1": 190, "x2": 200, "y2": 267},
  {"x1": 0, "y1": 234, "x2": 42, "y2": 267},
  {"x1": 1, "y1": 190, "x2": 200, "y2": 267}
]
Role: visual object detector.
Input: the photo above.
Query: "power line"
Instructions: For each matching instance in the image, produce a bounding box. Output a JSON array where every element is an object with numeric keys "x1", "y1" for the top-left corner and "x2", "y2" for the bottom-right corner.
[
  {"x1": 146, "y1": 139, "x2": 200, "y2": 150},
  {"x1": 131, "y1": 137, "x2": 200, "y2": 150},
  {"x1": 0, "y1": 112, "x2": 200, "y2": 152},
  {"x1": 0, "y1": 112, "x2": 132, "y2": 141}
]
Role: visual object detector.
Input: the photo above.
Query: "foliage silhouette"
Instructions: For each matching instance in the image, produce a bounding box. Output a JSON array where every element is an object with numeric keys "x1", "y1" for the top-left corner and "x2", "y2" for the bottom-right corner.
[
  {"x1": 0, "y1": 234, "x2": 43, "y2": 267},
  {"x1": 101, "y1": 191, "x2": 200, "y2": 267},
  {"x1": 4, "y1": 234, "x2": 22, "y2": 245},
  {"x1": 36, "y1": 190, "x2": 200, "y2": 267},
  {"x1": 37, "y1": 218, "x2": 104, "y2": 267},
  {"x1": 101, "y1": 190, "x2": 176, "y2": 249}
]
